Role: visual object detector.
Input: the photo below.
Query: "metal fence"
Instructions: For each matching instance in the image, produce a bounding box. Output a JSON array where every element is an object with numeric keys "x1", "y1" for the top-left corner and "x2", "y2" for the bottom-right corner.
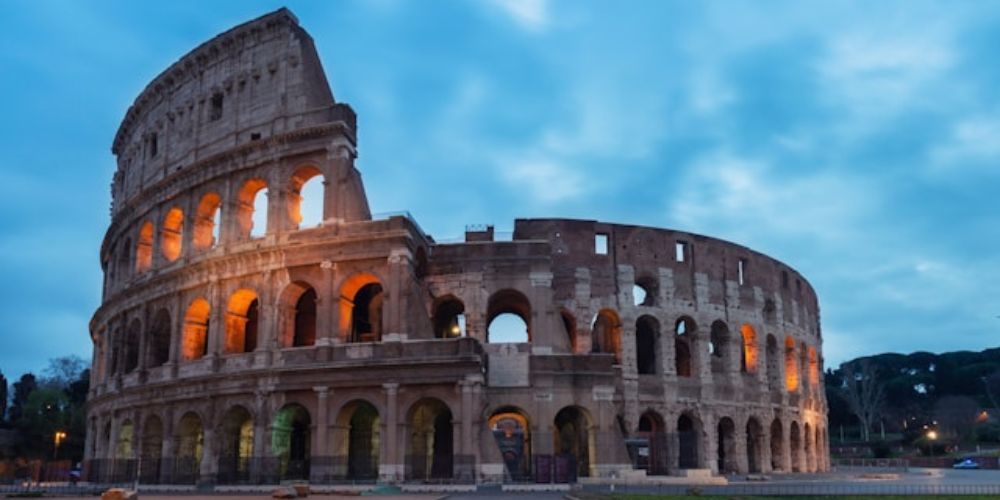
[{"x1": 585, "y1": 482, "x2": 1000, "y2": 496}]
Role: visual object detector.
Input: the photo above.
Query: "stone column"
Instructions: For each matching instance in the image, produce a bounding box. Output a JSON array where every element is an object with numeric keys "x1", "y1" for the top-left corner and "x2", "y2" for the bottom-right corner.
[
  {"x1": 380, "y1": 383, "x2": 400, "y2": 482},
  {"x1": 384, "y1": 251, "x2": 407, "y2": 338},
  {"x1": 457, "y1": 380, "x2": 475, "y2": 481},
  {"x1": 734, "y1": 422, "x2": 749, "y2": 475},
  {"x1": 312, "y1": 387, "x2": 330, "y2": 481},
  {"x1": 782, "y1": 420, "x2": 793, "y2": 473},
  {"x1": 316, "y1": 261, "x2": 336, "y2": 358}
]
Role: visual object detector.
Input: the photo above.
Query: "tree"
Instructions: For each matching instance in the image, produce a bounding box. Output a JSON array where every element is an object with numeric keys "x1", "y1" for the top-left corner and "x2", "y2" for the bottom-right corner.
[
  {"x1": 15, "y1": 388, "x2": 68, "y2": 459},
  {"x1": 8, "y1": 373, "x2": 37, "y2": 425},
  {"x1": 984, "y1": 370, "x2": 1000, "y2": 411},
  {"x1": 841, "y1": 359, "x2": 886, "y2": 442},
  {"x1": 41, "y1": 355, "x2": 87, "y2": 390},
  {"x1": 0, "y1": 370, "x2": 7, "y2": 423},
  {"x1": 934, "y1": 395, "x2": 980, "y2": 444}
]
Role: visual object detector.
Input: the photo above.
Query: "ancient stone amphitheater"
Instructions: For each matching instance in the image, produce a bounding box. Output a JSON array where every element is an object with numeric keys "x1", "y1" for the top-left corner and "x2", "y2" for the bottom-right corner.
[{"x1": 86, "y1": 8, "x2": 829, "y2": 487}]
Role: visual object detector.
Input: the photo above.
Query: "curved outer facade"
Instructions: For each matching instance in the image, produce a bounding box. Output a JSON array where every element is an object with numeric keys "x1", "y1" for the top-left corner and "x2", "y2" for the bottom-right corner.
[{"x1": 87, "y1": 9, "x2": 829, "y2": 486}]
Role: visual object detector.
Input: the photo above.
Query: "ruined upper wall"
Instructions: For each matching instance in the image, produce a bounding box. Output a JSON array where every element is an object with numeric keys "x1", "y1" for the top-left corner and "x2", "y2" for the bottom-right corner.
[{"x1": 110, "y1": 8, "x2": 349, "y2": 215}]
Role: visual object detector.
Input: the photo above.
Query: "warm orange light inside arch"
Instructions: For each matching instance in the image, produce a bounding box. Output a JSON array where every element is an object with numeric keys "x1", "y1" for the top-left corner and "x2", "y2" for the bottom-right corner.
[
  {"x1": 741, "y1": 324, "x2": 758, "y2": 374},
  {"x1": 182, "y1": 298, "x2": 210, "y2": 361},
  {"x1": 784, "y1": 336, "x2": 799, "y2": 392},
  {"x1": 288, "y1": 165, "x2": 324, "y2": 229},
  {"x1": 338, "y1": 273, "x2": 381, "y2": 339},
  {"x1": 193, "y1": 192, "x2": 222, "y2": 250},
  {"x1": 237, "y1": 178, "x2": 268, "y2": 238},
  {"x1": 225, "y1": 289, "x2": 259, "y2": 354},
  {"x1": 808, "y1": 346, "x2": 819, "y2": 387},
  {"x1": 136, "y1": 221, "x2": 154, "y2": 272},
  {"x1": 591, "y1": 308, "x2": 622, "y2": 362},
  {"x1": 161, "y1": 208, "x2": 184, "y2": 262}
]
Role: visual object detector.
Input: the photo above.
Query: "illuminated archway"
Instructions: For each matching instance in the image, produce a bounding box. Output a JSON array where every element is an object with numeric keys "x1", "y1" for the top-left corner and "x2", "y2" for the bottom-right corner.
[
  {"x1": 432, "y1": 295, "x2": 466, "y2": 338},
  {"x1": 193, "y1": 192, "x2": 222, "y2": 250},
  {"x1": 489, "y1": 407, "x2": 532, "y2": 481},
  {"x1": 338, "y1": 274, "x2": 383, "y2": 343},
  {"x1": 334, "y1": 400, "x2": 380, "y2": 481},
  {"x1": 281, "y1": 282, "x2": 317, "y2": 347},
  {"x1": 175, "y1": 412, "x2": 204, "y2": 484},
  {"x1": 407, "y1": 398, "x2": 453, "y2": 480},
  {"x1": 237, "y1": 178, "x2": 268, "y2": 239},
  {"x1": 741, "y1": 324, "x2": 758, "y2": 374},
  {"x1": 161, "y1": 207, "x2": 184, "y2": 262},
  {"x1": 147, "y1": 308, "x2": 171, "y2": 367},
  {"x1": 225, "y1": 289, "x2": 259, "y2": 353},
  {"x1": 135, "y1": 221, "x2": 154, "y2": 272},
  {"x1": 636, "y1": 315, "x2": 659, "y2": 375},
  {"x1": 289, "y1": 165, "x2": 324, "y2": 229},
  {"x1": 554, "y1": 406, "x2": 593, "y2": 480},
  {"x1": 218, "y1": 405, "x2": 254, "y2": 483},
  {"x1": 590, "y1": 309, "x2": 621, "y2": 361},
  {"x1": 181, "y1": 298, "x2": 210, "y2": 361},
  {"x1": 272, "y1": 404, "x2": 311, "y2": 480},
  {"x1": 785, "y1": 336, "x2": 799, "y2": 392}
]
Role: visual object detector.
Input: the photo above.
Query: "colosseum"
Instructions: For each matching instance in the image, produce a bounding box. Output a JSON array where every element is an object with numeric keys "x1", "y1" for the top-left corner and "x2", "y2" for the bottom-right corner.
[{"x1": 86, "y1": 8, "x2": 829, "y2": 488}]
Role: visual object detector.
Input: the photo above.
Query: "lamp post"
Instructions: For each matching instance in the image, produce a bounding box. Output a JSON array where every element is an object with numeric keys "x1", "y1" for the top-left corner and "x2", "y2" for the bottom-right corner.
[
  {"x1": 927, "y1": 430, "x2": 938, "y2": 458},
  {"x1": 53, "y1": 431, "x2": 67, "y2": 460}
]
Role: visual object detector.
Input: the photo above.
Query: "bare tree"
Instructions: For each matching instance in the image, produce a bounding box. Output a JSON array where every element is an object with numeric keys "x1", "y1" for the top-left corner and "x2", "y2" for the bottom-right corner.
[
  {"x1": 934, "y1": 395, "x2": 980, "y2": 443},
  {"x1": 840, "y1": 360, "x2": 886, "y2": 442}
]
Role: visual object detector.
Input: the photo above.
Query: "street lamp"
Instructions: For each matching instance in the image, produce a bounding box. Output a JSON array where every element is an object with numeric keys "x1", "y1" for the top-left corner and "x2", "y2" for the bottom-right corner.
[
  {"x1": 53, "y1": 431, "x2": 67, "y2": 460},
  {"x1": 927, "y1": 430, "x2": 937, "y2": 458}
]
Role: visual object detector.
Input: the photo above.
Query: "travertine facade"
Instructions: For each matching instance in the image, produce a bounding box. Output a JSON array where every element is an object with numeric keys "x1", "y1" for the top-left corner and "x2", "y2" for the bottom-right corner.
[{"x1": 87, "y1": 8, "x2": 828, "y2": 486}]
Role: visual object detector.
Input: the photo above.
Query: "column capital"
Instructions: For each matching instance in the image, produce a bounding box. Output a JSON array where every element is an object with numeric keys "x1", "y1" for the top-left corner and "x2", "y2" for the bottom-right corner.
[
  {"x1": 382, "y1": 382, "x2": 399, "y2": 394},
  {"x1": 313, "y1": 386, "x2": 330, "y2": 396}
]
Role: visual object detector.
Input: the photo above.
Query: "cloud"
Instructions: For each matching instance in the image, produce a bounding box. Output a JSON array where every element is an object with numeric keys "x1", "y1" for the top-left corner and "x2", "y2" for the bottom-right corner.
[
  {"x1": 487, "y1": 0, "x2": 549, "y2": 31},
  {"x1": 498, "y1": 158, "x2": 584, "y2": 203},
  {"x1": 930, "y1": 116, "x2": 1000, "y2": 169}
]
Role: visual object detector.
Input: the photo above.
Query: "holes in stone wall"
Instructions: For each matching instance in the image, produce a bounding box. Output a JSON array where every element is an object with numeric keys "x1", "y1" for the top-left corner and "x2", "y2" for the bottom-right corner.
[
  {"x1": 595, "y1": 233, "x2": 608, "y2": 255},
  {"x1": 161, "y1": 207, "x2": 184, "y2": 262}
]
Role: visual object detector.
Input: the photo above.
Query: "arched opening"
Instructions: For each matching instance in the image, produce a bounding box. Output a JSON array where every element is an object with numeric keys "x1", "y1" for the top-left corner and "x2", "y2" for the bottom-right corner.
[
  {"x1": 675, "y1": 317, "x2": 696, "y2": 377},
  {"x1": 741, "y1": 324, "x2": 758, "y2": 374},
  {"x1": 218, "y1": 406, "x2": 254, "y2": 483},
  {"x1": 789, "y1": 421, "x2": 802, "y2": 472},
  {"x1": 590, "y1": 309, "x2": 621, "y2": 361},
  {"x1": 785, "y1": 336, "x2": 799, "y2": 392},
  {"x1": 746, "y1": 417, "x2": 764, "y2": 474},
  {"x1": 338, "y1": 274, "x2": 383, "y2": 343},
  {"x1": 815, "y1": 426, "x2": 824, "y2": 472},
  {"x1": 175, "y1": 412, "x2": 204, "y2": 484},
  {"x1": 116, "y1": 420, "x2": 135, "y2": 459},
  {"x1": 799, "y1": 342, "x2": 810, "y2": 392},
  {"x1": 407, "y1": 398, "x2": 453, "y2": 480},
  {"x1": 237, "y1": 178, "x2": 268, "y2": 239},
  {"x1": 554, "y1": 406, "x2": 592, "y2": 480},
  {"x1": 808, "y1": 347, "x2": 820, "y2": 388},
  {"x1": 636, "y1": 315, "x2": 659, "y2": 375},
  {"x1": 636, "y1": 411, "x2": 668, "y2": 475},
  {"x1": 118, "y1": 239, "x2": 131, "y2": 281},
  {"x1": 193, "y1": 192, "x2": 222, "y2": 250},
  {"x1": 766, "y1": 335, "x2": 780, "y2": 390},
  {"x1": 770, "y1": 418, "x2": 785, "y2": 472},
  {"x1": 717, "y1": 417, "x2": 737, "y2": 474},
  {"x1": 489, "y1": 407, "x2": 532, "y2": 481},
  {"x1": 677, "y1": 413, "x2": 700, "y2": 469},
  {"x1": 335, "y1": 400, "x2": 380, "y2": 481},
  {"x1": 560, "y1": 309, "x2": 577, "y2": 352},
  {"x1": 161, "y1": 207, "x2": 184, "y2": 262},
  {"x1": 181, "y1": 298, "x2": 210, "y2": 361},
  {"x1": 272, "y1": 404, "x2": 311, "y2": 480},
  {"x1": 289, "y1": 166, "x2": 324, "y2": 229},
  {"x1": 280, "y1": 282, "x2": 317, "y2": 348},
  {"x1": 225, "y1": 289, "x2": 259, "y2": 354},
  {"x1": 804, "y1": 422, "x2": 814, "y2": 472},
  {"x1": 432, "y1": 296, "x2": 466, "y2": 338},
  {"x1": 633, "y1": 276, "x2": 657, "y2": 306},
  {"x1": 140, "y1": 416, "x2": 163, "y2": 483},
  {"x1": 147, "y1": 308, "x2": 171, "y2": 367},
  {"x1": 136, "y1": 221, "x2": 154, "y2": 273},
  {"x1": 709, "y1": 320, "x2": 729, "y2": 373},
  {"x1": 109, "y1": 328, "x2": 122, "y2": 376},
  {"x1": 487, "y1": 289, "x2": 532, "y2": 343},
  {"x1": 124, "y1": 319, "x2": 140, "y2": 373}
]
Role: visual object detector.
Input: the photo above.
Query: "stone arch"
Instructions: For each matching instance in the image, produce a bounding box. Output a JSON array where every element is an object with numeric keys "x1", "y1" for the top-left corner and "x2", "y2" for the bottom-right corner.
[
  {"x1": 237, "y1": 178, "x2": 268, "y2": 239},
  {"x1": 554, "y1": 405, "x2": 594, "y2": 479},
  {"x1": 335, "y1": 399, "x2": 380, "y2": 481},
  {"x1": 637, "y1": 410, "x2": 669, "y2": 475},
  {"x1": 785, "y1": 336, "x2": 799, "y2": 392},
  {"x1": 338, "y1": 273, "x2": 383, "y2": 343},
  {"x1": 741, "y1": 324, "x2": 758, "y2": 374},
  {"x1": 288, "y1": 165, "x2": 325, "y2": 229},
  {"x1": 488, "y1": 406, "x2": 532, "y2": 481},
  {"x1": 633, "y1": 274, "x2": 657, "y2": 306},
  {"x1": 487, "y1": 289, "x2": 532, "y2": 343},
  {"x1": 746, "y1": 417, "x2": 764, "y2": 474},
  {"x1": 124, "y1": 318, "x2": 141, "y2": 373},
  {"x1": 789, "y1": 421, "x2": 802, "y2": 472},
  {"x1": 118, "y1": 238, "x2": 131, "y2": 281},
  {"x1": 808, "y1": 347, "x2": 820, "y2": 388},
  {"x1": 800, "y1": 342, "x2": 810, "y2": 392},
  {"x1": 280, "y1": 281, "x2": 317, "y2": 347},
  {"x1": 766, "y1": 334, "x2": 780, "y2": 390},
  {"x1": 147, "y1": 308, "x2": 171, "y2": 367},
  {"x1": 193, "y1": 191, "x2": 222, "y2": 250},
  {"x1": 770, "y1": 418, "x2": 785, "y2": 472},
  {"x1": 181, "y1": 298, "x2": 210, "y2": 361},
  {"x1": 675, "y1": 316, "x2": 697, "y2": 377},
  {"x1": 635, "y1": 315, "x2": 659, "y2": 375},
  {"x1": 272, "y1": 403, "x2": 311, "y2": 480},
  {"x1": 217, "y1": 405, "x2": 254, "y2": 483},
  {"x1": 175, "y1": 412, "x2": 204, "y2": 483},
  {"x1": 224, "y1": 289, "x2": 259, "y2": 354},
  {"x1": 140, "y1": 415, "x2": 163, "y2": 483},
  {"x1": 717, "y1": 416, "x2": 737, "y2": 474},
  {"x1": 677, "y1": 412, "x2": 702, "y2": 469},
  {"x1": 116, "y1": 419, "x2": 135, "y2": 459},
  {"x1": 432, "y1": 295, "x2": 465, "y2": 339},
  {"x1": 135, "y1": 221, "x2": 154, "y2": 273},
  {"x1": 406, "y1": 397, "x2": 454, "y2": 480},
  {"x1": 161, "y1": 206, "x2": 184, "y2": 262},
  {"x1": 590, "y1": 309, "x2": 621, "y2": 361},
  {"x1": 710, "y1": 320, "x2": 730, "y2": 373},
  {"x1": 804, "y1": 422, "x2": 814, "y2": 472}
]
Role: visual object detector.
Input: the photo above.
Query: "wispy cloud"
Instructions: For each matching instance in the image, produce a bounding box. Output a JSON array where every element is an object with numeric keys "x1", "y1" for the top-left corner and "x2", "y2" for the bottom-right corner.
[
  {"x1": 487, "y1": 0, "x2": 549, "y2": 31},
  {"x1": 930, "y1": 116, "x2": 1000, "y2": 169}
]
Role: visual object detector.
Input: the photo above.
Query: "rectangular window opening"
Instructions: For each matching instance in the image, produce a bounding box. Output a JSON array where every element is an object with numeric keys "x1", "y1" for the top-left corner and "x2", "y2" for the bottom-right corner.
[
  {"x1": 595, "y1": 233, "x2": 609, "y2": 255},
  {"x1": 210, "y1": 93, "x2": 224, "y2": 121},
  {"x1": 149, "y1": 133, "x2": 158, "y2": 158},
  {"x1": 738, "y1": 258, "x2": 747, "y2": 285},
  {"x1": 675, "y1": 241, "x2": 687, "y2": 262}
]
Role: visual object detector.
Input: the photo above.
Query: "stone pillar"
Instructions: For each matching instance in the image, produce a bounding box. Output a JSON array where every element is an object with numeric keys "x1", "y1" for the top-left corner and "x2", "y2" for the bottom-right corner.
[
  {"x1": 380, "y1": 383, "x2": 400, "y2": 482},
  {"x1": 160, "y1": 409, "x2": 175, "y2": 483},
  {"x1": 734, "y1": 422, "x2": 749, "y2": 475},
  {"x1": 384, "y1": 251, "x2": 407, "y2": 338},
  {"x1": 782, "y1": 421, "x2": 793, "y2": 473},
  {"x1": 457, "y1": 380, "x2": 475, "y2": 481},
  {"x1": 761, "y1": 424, "x2": 773, "y2": 474},
  {"x1": 312, "y1": 387, "x2": 330, "y2": 481}
]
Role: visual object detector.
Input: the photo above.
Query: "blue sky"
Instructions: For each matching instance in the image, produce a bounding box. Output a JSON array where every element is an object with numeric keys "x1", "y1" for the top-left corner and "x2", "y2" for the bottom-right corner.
[{"x1": 1, "y1": 0, "x2": 999, "y2": 380}]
